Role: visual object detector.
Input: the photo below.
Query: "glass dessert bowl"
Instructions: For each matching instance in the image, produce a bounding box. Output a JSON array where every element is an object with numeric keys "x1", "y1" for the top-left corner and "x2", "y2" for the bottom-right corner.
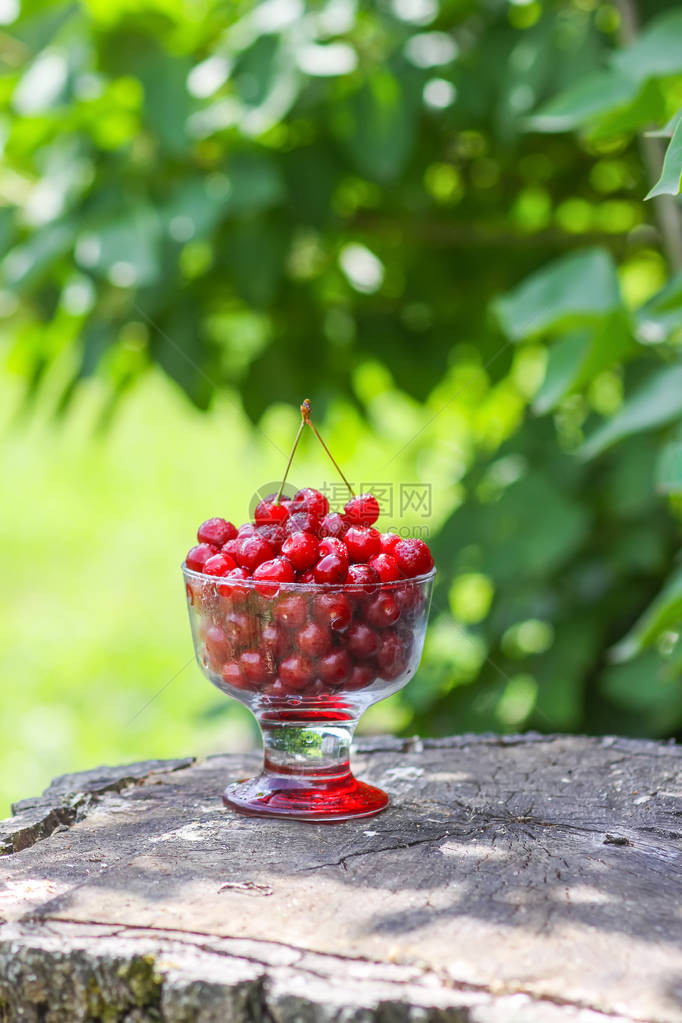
[{"x1": 183, "y1": 565, "x2": 435, "y2": 821}]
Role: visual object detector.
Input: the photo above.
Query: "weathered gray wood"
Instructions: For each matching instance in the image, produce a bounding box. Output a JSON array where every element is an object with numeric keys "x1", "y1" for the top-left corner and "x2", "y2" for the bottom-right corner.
[{"x1": 0, "y1": 734, "x2": 681, "y2": 1023}]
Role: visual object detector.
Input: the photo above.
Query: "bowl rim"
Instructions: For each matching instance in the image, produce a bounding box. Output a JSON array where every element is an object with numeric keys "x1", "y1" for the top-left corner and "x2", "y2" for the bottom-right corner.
[{"x1": 182, "y1": 562, "x2": 436, "y2": 591}]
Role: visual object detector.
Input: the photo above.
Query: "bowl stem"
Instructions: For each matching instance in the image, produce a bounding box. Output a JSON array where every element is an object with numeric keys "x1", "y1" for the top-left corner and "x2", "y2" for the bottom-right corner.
[{"x1": 223, "y1": 714, "x2": 389, "y2": 821}]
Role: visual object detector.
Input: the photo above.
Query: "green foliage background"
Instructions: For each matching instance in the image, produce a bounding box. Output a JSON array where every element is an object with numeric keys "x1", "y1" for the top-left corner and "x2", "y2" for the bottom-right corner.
[{"x1": 2, "y1": 0, "x2": 682, "y2": 814}]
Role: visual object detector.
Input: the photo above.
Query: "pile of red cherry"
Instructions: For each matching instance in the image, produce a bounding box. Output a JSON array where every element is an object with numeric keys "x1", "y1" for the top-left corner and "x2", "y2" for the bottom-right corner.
[{"x1": 184, "y1": 488, "x2": 434, "y2": 698}]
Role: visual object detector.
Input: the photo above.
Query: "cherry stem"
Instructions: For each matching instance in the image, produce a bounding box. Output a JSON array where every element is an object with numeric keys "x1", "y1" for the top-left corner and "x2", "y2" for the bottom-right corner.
[
  {"x1": 276, "y1": 399, "x2": 356, "y2": 503},
  {"x1": 275, "y1": 401, "x2": 308, "y2": 503},
  {"x1": 305, "y1": 418, "x2": 356, "y2": 498}
]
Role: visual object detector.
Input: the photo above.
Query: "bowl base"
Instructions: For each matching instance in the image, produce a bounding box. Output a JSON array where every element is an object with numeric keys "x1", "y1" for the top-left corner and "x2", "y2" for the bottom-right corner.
[{"x1": 223, "y1": 773, "x2": 389, "y2": 821}]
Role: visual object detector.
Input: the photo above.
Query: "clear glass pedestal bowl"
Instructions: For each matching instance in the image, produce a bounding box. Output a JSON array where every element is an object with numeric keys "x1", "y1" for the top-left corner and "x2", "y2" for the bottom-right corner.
[{"x1": 183, "y1": 564, "x2": 435, "y2": 821}]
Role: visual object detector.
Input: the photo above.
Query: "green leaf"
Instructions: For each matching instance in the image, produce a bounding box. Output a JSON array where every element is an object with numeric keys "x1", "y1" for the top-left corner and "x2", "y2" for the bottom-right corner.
[
  {"x1": 586, "y1": 78, "x2": 665, "y2": 140},
  {"x1": 601, "y1": 650, "x2": 682, "y2": 731},
  {"x1": 646, "y1": 108, "x2": 682, "y2": 138},
  {"x1": 528, "y1": 11, "x2": 682, "y2": 138},
  {"x1": 223, "y1": 220, "x2": 287, "y2": 308},
  {"x1": 646, "y1": 115, "x2": 682, "y2": 198},
  {"x1": 139, "y1": 52, "x2": 195, "y2": 156},
  {"x1": 478, "y1": 472, "x2": 590, "y2": 584},
  {"x1": 636, "y1": 273, "x2": 682, "y2": 344},
  {"x1": 656, "y1": 440, "x2": 682, "y2": 494},
  {"x1": 611, "y1": 564, "x2": 682, "y2": 663},
  {"x1": 162, "y1": 179, "x2": 223, "y2": 242},
  {"x1": 224, "y1": 152, "x2": 285, "y2": 215},
  {"x1": 526, "y1": 70, "x2": 637, "y2": 133},
  {"x1": 532, "y1": 616, "x2": 601, "y2": 729},
  {"x1": 534, "y1": 332, "x2": 590, "y2": 414},
  {"x1": 0, "y1": 221, "x2": 74, "y2": 291},
  {"x1": 496, "y1": 248, "x2": 622, "y2": 341},
  {"x1": 534, "y1": 315, "x2": 634, "y2": 414},
  {"x1": 611, "y1": 9, "x2": 682, "y2": 84},
  {"x1": 581, "y1": 363, "x2": 682, "y2": 459},
  {"x1": 334, "y1": 66, "x2": 419, "y2": 183},
  {"x1": 75, "y1": 206, "x2": 161, "y2": 287}
]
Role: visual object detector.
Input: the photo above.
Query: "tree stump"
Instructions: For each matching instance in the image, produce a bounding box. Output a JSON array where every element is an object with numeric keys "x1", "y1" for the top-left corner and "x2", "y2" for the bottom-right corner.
[{"x1": 1, "y1": 734, "x2": 681, "y2": 1022}]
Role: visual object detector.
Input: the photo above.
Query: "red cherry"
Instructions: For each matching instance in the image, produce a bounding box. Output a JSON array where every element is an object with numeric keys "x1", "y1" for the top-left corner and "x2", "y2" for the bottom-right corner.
[
  {"x1": 186, "y1": 543, "x2": 218, "y2": 571},
  {"x1": 205, "y1": 626, "x2": 232, "y2": 670},
  {"x1": 236, "y1": 535, "x2": 275, "y2": 572},
  {"x1": 224, "y1": 611, "x2": 252, "y2": 650},
  {"x1": 344, "y1": 493, "x2": 380, "y2": 527},
  {"x1": 346, "y1": 622, "x2": 380, "y2": 659},
  {"x1": 345, "y1": 563, "x2": 380, "y2": 596},
  {"x1": 254, "y1": 497, "x2": 290, "y2": 525},
  {"x1": 395, "y1": 582, "x2": 424, "y2": 617},
  {"x1": 252, "y1": 556, "x2": 296, "y2": 596},
  {"x1": 320, "y1": 512, "x2": 348, "y2": 539},
  {"x1": 279, "y1": 655, "x2": 315, "y2": 691},
  {"x1": 262, "y1": 622, "x2": 289, "y2": 659},
  {"x1": 344, "y1": 527, "x2": 381, "y2": 563},
  {"x1": 237, "y1": 523, "x2": 258, "y2": 537},
  {"x1": 281, "y1": 531, "x2": 319, "y2": 571},
  {"x1": 203, "y1": 552, "x2": 238, "y2": 577},
  {"x1": 221, "y1": 538, "x2": 241, "y2": 560},
  {"x1": 239, "y1": 650, "x2": 275, "y2": 686},
  {"x1": 273, "y1": 592, "x2": 308, "y2": 629},
  {"x1": 368, "y1": 553, "x2": 401, "y2": 582},
  {"x1": 317, "y1": 649, "x2": 352, "y2": 687},
  {"x1": 291, "y1": 487, "x2": 329, "y2": 519},
  {"x1": 255, "y1": 523, "x2": 286, "y2": 552},
  {"x1": 285, "y1": 510, "x2": 322, "y2": 536},
  {"x1": 298, "y1": 569, "x2": 316, "y2": 583},
  {"x1": 365, "y1": 592, "x2": 401, "y2": 628},
  {"x1": 297, "y1": 621, "x2": 332, "y2": 658},
  {"x1": 219, "y1": 566, "x2": 251, "y2": 604},
  {"x1": 318, "y1": 536, "x2": 349, "y2": 560},
  {"x1": 376, "y1": 631, "x2": 409, "y2": 679},
  {"x1": 314, "y1": 553, "x2": 349, "y2": 584},
  {"x1": 313, "y1": 592, "x2": 353, "y2": 631},
  {"x1": 394, "y1": 538, "x2": 434, "y2": 578},
  {"x1": 379, "y1": 532, "x2": 401, "y2": 556},
  {"x1": 346, "y1": 664, "x2": 375, "y2": 691},
  {"x1": 197, "y1": 518, "x2": 238, "y2": 546},
  {"x1": 221, "y1": 660, "x2": 249, "y2": 690}
]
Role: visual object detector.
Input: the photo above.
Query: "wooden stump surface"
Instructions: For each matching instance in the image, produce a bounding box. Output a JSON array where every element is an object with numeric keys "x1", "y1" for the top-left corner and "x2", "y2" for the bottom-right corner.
[{"x1": 1, "y1": 733, "x2": 681, "y2": 1022}]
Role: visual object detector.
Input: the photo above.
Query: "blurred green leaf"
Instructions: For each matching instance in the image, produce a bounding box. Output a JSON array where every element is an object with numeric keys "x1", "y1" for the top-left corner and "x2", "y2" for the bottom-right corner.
[
  {"x1": 529, "y1": 10, "x2": 682, "y2": 138},
  {"x1": 611, "y1": 9, "x2": 682, "y2": 83},
  {"x1": 451, "y1": 471, "x2": 591, "y2": 586},
  {"x1": 162, "y1": 179, "x2": 224, "y2": 241},
  {"x1": 223, "y1": 220, "x2": 288, "y2": 308},
  {"x1": 0, "y1": 221, "x2": 74, "y2": 291},
  {"x1": 601, "y1": 651, "x2": 682, "y2": 733},
  {"x1": 76, "y1": 206, "x2": 161, "y2": 287},
  {"x1": 334, "y1": 65, "x2": 420, "y2": 183},
  {"x1": 497, "y1": 249, "x2": 622, "y2": 341},
  {"x1": 646, "y1": 108, "x2": 682, "y2": 138},
  {"x1": 657, "y1": 440, "x2": 682, "y2": 494},
  {"x1": 581, "y1": 363, "x2": 682, "y2": 459},
  {"x1": 636, "y1": 273, "x2": 682, "y2": 344},
  {"x1": 532, "y1": 616, "x2": 601, "y2": 729},
  {"x1": 138, "y1": 51, "x2": 195, "y2": 155},
  {"x1": 224, "y1": 152, "x2": 285, "y2": 214},
  {"x1": 646, "y1": 115, "x2": 682, "y2": 198},
  {"x1": 534, "y1": 332, "x2": 591, "y2": 414},
  {"x1": 527, "y1": 71, "x2": 638, "y2": 134},
  {"x1": 233, "y1": 33, "x2": 296, "y2": 113},
  {"x1": 534, "y1": 315, "x2": 634, "y2": 414},
  {"x1": 610, "y1": 564, "x2": 682, "y2": 663}
]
